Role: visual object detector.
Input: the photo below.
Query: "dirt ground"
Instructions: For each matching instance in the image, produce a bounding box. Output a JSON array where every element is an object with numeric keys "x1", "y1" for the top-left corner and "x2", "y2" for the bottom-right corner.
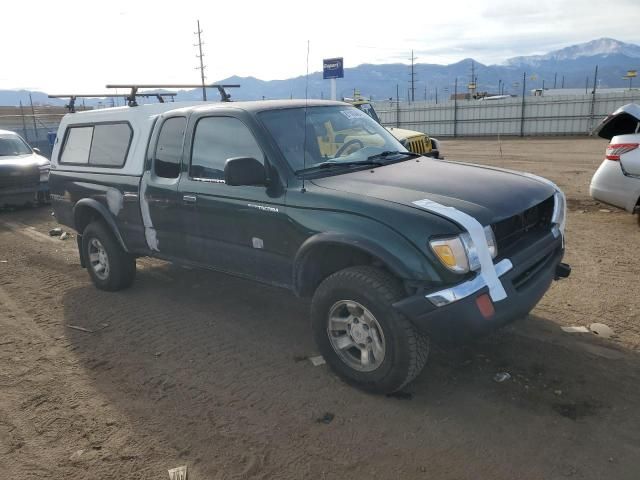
[{"x1": 1, "y1": 137, "x2": 639, "y2": 480}]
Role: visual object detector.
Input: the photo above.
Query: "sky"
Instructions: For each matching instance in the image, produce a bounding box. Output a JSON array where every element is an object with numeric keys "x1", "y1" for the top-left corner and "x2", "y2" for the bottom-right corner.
[{"x1": 2, "y1": 0, "x2": 639, "y2": 92}]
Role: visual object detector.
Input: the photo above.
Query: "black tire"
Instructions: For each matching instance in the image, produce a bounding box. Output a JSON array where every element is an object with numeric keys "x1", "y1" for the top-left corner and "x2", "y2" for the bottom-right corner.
[
  {"x1": 311, "y1": 266, "x2": 429, "y2": 394},
  {"x1": 82, "y1": 221, "x2": 136, "y2": 291}
]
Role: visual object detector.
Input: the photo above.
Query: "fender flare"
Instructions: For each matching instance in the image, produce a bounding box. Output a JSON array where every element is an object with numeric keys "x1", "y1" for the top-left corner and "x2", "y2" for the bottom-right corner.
[
  {"x1": 72, "y1": 198, "x2": 129, "y2": 252},
  {"x1": 292, "y1": 232, "x2": 414, "y2": 295}
]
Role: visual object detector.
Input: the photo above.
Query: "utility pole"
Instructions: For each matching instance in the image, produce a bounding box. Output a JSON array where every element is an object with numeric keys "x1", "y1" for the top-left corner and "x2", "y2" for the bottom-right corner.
[
  {"x1": 468, "y1": 60, "x2": 477, "y2": 98},
  {"x1": 553, "y1": 72, "x2": 557, "y2": 89},
  {"x1": 409, "y1": 50, "x2": 417, "y2": 103},
  {"x1": 194, "y1": 20, "x2": 207, "y2": 101},
  {"x1": 435, "y1": 87, "x2": 438, "y2": 104},
  {"x1": 561, "y1": 75, "x2": 565, "y2": 89}
]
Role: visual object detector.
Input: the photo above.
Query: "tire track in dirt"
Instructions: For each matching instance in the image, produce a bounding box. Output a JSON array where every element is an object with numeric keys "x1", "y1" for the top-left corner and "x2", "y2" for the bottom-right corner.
[
  {"x1": 3, "y1": 179, "x2": 640, "y2": 480},
  {"x1": 0, "y1": 225, "x2": 185, "y2": 479}
]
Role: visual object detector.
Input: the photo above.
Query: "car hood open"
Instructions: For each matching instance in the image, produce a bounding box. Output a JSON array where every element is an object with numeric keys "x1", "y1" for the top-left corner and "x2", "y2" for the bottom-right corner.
[
  {"x1": 592, "y1": 103, "x2": 640, "y2": 140},
  {"x1": 311, "y1": 159, "x2": 556, "y2": 226}
]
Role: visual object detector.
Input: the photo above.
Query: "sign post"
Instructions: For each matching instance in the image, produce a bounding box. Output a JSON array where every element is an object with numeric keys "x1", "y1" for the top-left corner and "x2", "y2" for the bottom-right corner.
[{"x1": 323, "y1": 57, "x2": 344, "y2": 100}]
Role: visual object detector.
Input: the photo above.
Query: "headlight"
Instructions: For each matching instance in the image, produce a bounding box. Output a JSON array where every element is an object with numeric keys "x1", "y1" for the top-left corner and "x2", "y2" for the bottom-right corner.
[
  {"x1": 430, "y1": 226, "x2": 497, "y2": 274},
  {"x1": 551, "y1": 191, "x2": 566, "y2": 238},
  {"x1": 39, "y1": 164, "x2": 50, "y2": 182}
]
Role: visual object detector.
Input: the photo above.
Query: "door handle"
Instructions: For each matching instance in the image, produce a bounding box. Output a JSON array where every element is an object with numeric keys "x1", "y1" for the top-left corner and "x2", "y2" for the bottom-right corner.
[{"x1": 183, "y1": 194, "x2": 197, "y2": 204}]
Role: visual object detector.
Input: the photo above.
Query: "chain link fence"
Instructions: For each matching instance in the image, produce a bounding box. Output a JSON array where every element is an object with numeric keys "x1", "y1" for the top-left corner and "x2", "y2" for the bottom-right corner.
[
  {"x1": 0, "y1": 107, "x2": 68, "y2": 158},
  {"x1": 373, "y1": 90, "x2": 640, "y2": 137}
]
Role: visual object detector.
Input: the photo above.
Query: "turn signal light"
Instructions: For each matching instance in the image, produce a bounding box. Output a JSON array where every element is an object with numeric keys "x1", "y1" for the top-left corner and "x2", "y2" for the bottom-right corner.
[
  {"x1": 432, "y1": 244, "x2": 457, "y2": 268},
  {"x1": 605, "y1": 143, "x2": 638, "y2": 161}
]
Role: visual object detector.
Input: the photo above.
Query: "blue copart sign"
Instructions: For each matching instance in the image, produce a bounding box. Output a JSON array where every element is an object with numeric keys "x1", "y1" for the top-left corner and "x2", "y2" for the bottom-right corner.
[{"x1": 323, "y1": 58, "x2": 344, "y2": 79}]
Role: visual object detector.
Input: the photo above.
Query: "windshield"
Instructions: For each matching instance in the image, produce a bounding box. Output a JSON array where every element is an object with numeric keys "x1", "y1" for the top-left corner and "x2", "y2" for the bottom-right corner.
[
  {"x1": 0, "y1": 134, "x2": 32, "y2": 156},
  {"x1": 355, "y1": 103, "x2": 381, "y2": 123},
  {"x1": 259, "y1": 105, "x2": 406, "y2": 172}
]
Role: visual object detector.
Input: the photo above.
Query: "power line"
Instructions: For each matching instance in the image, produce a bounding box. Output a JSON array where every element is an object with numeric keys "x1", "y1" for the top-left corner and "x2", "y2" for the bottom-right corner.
[{"x1": 194, "y1": 20, "x2": 207, "y2": 101}]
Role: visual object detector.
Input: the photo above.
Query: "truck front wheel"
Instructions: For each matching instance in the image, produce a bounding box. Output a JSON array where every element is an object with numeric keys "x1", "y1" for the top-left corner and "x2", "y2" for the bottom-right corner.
[
  {"x1": 82, "y1": 221, "x2": 136, "y2": 291},
  {"x1": 311, "y1": 266, "x2": 429, "y2": 394}
]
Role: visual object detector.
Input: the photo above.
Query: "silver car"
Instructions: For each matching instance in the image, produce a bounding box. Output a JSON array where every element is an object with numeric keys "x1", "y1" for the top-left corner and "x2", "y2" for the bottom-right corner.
[
  {"x1": 590, "y1": 104, "x2": 640, "y2": 220},
  {"x1": 0, "y1": 129, "x2": 51, "y2": 207}
]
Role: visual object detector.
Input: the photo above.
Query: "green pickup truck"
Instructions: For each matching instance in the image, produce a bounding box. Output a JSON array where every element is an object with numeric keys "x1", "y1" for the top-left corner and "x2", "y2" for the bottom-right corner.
[{"x1": 50, "y1": 99, "x2": 569, "y2": 393}]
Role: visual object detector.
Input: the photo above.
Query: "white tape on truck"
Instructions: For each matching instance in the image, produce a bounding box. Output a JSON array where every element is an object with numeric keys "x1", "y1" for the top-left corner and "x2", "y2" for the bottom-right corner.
[{"x1": 413, "y1": 199, "x2": 507, "y2": 302}]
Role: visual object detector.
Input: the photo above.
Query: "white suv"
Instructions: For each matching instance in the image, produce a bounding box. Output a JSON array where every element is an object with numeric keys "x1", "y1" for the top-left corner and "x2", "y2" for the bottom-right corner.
[{"x1": 590, "y1": 103, "x2": 640, "y2": 219}]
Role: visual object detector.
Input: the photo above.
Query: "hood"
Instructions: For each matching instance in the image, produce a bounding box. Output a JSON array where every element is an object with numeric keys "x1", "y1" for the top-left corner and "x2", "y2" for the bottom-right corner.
[
  {"x1": 386, "y1": 127, "x2": 427, "y2": 140},
  {"x1": 0, "y1": 152, "x2": 49, "y2": 168},
  {"x1": 593, "y1": 103, "x2": 640, "y2": 140},
  {"x1": 311, "y1": 159, "x2": 556, "y2": 226}
]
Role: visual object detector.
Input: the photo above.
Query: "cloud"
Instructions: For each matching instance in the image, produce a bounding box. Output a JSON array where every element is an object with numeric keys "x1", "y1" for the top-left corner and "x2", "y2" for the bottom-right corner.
[{"x1": 0, "y1": 0, "x2": 638, "y2": 91}]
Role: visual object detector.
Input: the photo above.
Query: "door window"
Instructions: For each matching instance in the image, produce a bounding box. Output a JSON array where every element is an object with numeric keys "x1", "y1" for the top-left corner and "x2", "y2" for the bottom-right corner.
[
  {"x1": 190, "y1": 117, "x2": 263, "y2": 181},
  {"x1": 155, "y1": 117, "x2": 186, "y2": 179}
]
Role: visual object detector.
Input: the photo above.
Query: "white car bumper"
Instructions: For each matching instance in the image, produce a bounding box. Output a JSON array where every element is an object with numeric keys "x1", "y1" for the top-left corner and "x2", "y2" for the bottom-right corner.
[{"x1": 590, "y1": 159, "x2": 640, "y2": 213}]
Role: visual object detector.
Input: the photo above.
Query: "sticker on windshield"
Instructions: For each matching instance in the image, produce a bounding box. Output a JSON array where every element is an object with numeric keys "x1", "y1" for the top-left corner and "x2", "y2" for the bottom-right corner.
[{"x1": 340, "y1": 109, "x2": 368, "y2": 120}]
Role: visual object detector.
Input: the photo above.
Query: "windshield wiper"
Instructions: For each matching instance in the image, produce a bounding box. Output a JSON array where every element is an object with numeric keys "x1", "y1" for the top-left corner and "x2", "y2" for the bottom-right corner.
[
  {"x1": 296, "y1": 151, "x2": 420, "y2": 174},
  {"x1": 296, "y1": 159, "x2": 385, "y2": 173},
  {"x1": 366, "y1": 151, "x2": 421, "y2": 161},
  {"x1": 318, "y1": 159, "x2": 387, "y2": 168}
]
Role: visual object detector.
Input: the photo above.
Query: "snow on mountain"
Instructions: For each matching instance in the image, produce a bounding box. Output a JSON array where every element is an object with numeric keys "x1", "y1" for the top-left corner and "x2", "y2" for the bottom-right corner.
[{"x1": 506, "y1": 38, "x2": 640, "y2": 67}]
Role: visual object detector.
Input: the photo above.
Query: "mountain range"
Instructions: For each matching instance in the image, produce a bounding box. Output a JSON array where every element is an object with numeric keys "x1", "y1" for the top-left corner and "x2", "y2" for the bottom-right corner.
[{"x1": 2, "y1": 37, "x2": 639, "y2": 106}]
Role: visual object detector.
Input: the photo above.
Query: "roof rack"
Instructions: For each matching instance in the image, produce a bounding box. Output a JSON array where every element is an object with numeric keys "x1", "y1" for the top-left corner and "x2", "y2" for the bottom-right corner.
[
  {"x1": 105, "y1": 84, "x2": 240, "y2": 106},
  {"x1": 48, "y1": 92, "x2": 177, "y2": 113}
]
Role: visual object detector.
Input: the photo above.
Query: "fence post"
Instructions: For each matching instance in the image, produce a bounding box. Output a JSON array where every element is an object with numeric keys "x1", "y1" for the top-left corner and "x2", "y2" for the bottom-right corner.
[
  {"x1": 19, "y1": 101, "x2": 29, "y2": 141},
  {"x1": 29, "y1": 93, "x2": 39, "y2": 141},
  {"x1": 589, "y1": 65, "x2": 598, "y2": 134},
  {"x1": 453, "y1": 78, "x2": 458, "y2": 137},
  {"x1": 396, "y1": 84, "x2": 400, "y2": 128},
  {"x1": 520, "y1": 72, "x2": 526, "y2": 137}
]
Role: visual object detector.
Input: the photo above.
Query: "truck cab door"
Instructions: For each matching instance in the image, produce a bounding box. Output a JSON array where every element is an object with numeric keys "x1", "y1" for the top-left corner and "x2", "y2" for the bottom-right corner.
[
  {"x1": 141, "y1": 115, "x2": 187, "y2": 257},
  {"x1": 177, "y1": 115, "x2": 291, "y2": 286}
]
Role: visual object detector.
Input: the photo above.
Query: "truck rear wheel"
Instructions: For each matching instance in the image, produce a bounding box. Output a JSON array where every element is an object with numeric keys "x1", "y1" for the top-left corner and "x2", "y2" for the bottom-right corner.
[
  {"x1": 311, "y1": 266, "x2": 429, "y2": 394},
  {"x1": 82, "y1": 221, "x2": 136, "y2": 291}
]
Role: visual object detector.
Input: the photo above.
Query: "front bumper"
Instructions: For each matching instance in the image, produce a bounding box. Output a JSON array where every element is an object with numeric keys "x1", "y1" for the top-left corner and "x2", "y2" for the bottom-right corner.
[
  {"x1": 0, "y1": 182, "x2": 49, "y2": 206},
  {"x1": 393, "y1": 231, "x2": 567, "y2": 343}
]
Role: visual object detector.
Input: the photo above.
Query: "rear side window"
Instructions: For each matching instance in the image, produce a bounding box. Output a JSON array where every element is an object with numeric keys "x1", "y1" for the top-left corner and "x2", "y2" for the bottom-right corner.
[
  {"x1": 60, "y1": 122, "x2": 132, "y2": 167},
  {"x1": 61, "y1": 127, "x2": 93, "y2": 164},
  {"x1": 154, "y1": 117, "x2": 186, "y2": 179},
  {"x1": 190, "y1": 117, "x2": 263, "y2": 181}
]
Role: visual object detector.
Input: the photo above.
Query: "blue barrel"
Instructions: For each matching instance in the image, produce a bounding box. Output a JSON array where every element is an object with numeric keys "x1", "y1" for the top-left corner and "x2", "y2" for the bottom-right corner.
[{"x1": 47, "y1": 131, "x2": 57, "y2": 147}]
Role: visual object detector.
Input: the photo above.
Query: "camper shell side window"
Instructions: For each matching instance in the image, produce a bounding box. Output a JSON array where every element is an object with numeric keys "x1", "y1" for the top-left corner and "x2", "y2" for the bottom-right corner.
[{"x1": 59, "y1": 121, "x2": 133, "y2": 168}]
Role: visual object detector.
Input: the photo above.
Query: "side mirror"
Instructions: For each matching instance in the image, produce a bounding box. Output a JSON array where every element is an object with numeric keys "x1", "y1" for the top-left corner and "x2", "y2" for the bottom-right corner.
[
  {"x1": 224, "y1": 157, "x2": 266, "y2": 186},
  {"x1": 32, "y1": 147, "x2": 41, "y2": 154}
]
